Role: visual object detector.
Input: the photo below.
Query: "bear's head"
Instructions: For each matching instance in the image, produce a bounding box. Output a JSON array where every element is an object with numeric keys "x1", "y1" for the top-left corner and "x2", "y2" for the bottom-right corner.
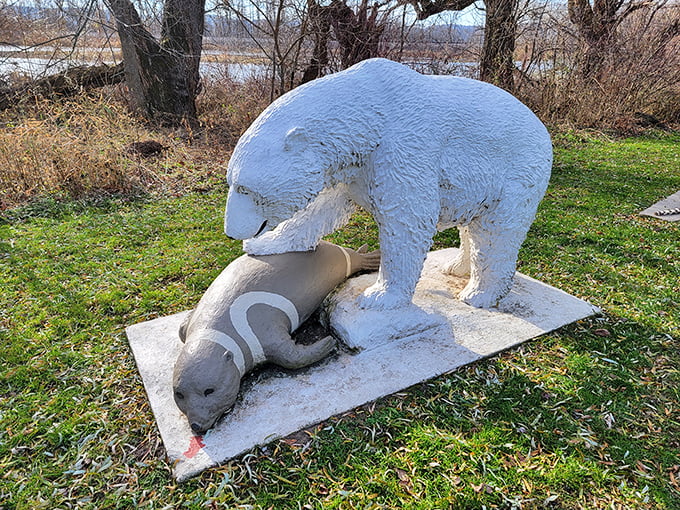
[
  {"x1": 173, "y1": 339, "x2": 241, "y2": 435},
  {"x1": 224, "y1": 124, "x2": 328, "y2": 240}
]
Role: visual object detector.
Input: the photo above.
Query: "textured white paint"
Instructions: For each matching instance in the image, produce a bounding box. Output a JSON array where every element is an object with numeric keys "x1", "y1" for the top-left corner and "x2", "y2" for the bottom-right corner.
[
  {"x1": 328, "y1": 248, "x2": 598, "y2": 351},
  {"x1": 224, "y1": 58, "x2": 553, "y2": 310},
  {"x1": 242, "y1": 185, "x2": 356, "y2": 255},
  {"x1": 126, "y1": 248, "x2": 599, "y2": 482}
]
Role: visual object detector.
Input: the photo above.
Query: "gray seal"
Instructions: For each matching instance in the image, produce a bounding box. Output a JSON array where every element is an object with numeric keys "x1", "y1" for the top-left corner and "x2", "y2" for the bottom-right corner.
[{"x1": 173, "y1": 241, "x2": 380, "y2": 434}]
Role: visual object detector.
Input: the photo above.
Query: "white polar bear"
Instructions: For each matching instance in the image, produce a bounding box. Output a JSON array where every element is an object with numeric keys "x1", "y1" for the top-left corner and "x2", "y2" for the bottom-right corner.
[{"x1": 224, "y1": 58, "x2": 552, "y2": 310}]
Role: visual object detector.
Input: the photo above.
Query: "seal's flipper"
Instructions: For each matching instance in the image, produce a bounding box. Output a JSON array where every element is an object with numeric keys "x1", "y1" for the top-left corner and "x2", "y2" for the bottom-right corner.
[
  {"x1": 268, "y1": 322, "x2": 336, "y2": 370},
  {"x1": 359, "y1": 248, "x2": 381, "y2": 272},
  {"x1": 178, "y1": 309, "x2": 194, "y2": 343}
]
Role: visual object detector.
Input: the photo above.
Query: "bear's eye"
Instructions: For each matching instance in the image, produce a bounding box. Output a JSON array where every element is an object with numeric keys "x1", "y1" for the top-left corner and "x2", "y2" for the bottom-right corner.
[
  {"x1": 175, "y1": 391, "x2": 184, "y2": 400},
  {"x1": 204, "y1": 388, "x2": 215, "y2": 397}
]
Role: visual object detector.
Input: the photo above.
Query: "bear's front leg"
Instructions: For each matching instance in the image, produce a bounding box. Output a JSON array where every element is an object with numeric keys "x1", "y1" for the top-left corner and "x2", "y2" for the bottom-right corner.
[
  {"x1": 442, "y1": 225, "x2": 471, "y2": 276},
  {"x1": 358, "y1": 201, "x2": 437, "y2": 311},
  {"x1": 244, "y1": 185, "x2": 355, "y2": 255}
]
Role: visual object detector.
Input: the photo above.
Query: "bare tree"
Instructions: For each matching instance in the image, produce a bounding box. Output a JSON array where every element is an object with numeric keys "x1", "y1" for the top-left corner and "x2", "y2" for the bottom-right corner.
[
  {"x1": 511, "y1": 0, "x2": 680, "y2": 126},
  {"x1": 220, "y1": 0, "x2": 310, "y2": 99},
  {"x1": 409, "y1": 0, "x2": 519, "y2": 91},
  {"x1": 566, "y1": 0, "x2": 669, "y2": 75},
  {"x1": 479, "y1": 0, "x2": 518, "y2": 88},
  {"x1": 105, "y1": 0, "x2": 206, "y2": 126},
  {"x1": 221, "y1": 0, "x2": 393, "y2": 97},
  {"x1": 301, "y1": 0, "x2": 333, "y2": 82},
  {"x1": 301, "y1": 0, "x2": 390, "y2": 83}
]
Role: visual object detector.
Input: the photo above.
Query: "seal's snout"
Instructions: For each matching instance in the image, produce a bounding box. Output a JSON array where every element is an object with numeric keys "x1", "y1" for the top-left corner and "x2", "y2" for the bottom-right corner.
[{"x1": 191, "y1": 422, "x2": 205, "y2": 434}]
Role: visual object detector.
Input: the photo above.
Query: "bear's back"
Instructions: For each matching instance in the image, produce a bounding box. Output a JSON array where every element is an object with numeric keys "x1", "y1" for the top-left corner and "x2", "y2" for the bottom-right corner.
[{"x1": 339, "y1": 59, "x2": 544, "y2": 133}]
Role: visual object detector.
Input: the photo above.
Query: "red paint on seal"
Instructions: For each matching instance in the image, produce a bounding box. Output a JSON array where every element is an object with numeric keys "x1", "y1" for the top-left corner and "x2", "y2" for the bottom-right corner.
[{"x1": 183, "y1": 435, "x2": 205, "y2": 458}]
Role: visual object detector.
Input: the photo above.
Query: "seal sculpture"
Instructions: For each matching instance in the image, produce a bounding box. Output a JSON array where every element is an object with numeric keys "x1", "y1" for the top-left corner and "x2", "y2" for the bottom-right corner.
[
  {"x1": 173, "y1": 241, "x2": 380, "y2": 434},
  {"x1": 224, "y1": 58, "x2": 552, "y2": 310}
]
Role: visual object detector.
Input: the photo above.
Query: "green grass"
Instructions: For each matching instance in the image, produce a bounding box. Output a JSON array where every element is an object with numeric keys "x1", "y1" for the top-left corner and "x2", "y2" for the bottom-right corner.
[{"x1": 1, "y1": 131, "x2": 679, "y2": 509}]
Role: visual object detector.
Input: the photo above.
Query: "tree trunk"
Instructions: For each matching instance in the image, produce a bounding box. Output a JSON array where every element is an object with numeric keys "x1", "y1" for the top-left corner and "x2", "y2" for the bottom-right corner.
[
  {"x1": 300, "y1": 0, "x2": 386, "y2": 83},
  {"x1": 567, "y1": 0, "x2": 653, "y2": 78},
  {"x1": 300, "y1": 0, "x2": 332, "y2": 83},
  {"x1": 411, "y1": 0, "x2": 476, "y2": 19},
  {"x1": 105, "y1": 0, "x2": 206, "y2": 126},
  {"x1": 479, "y1": 0, "x2": 518, "y2": 91},
  {"x1": 0, "y1": 63, "x2": 125, "y2": 111},
  {"x1": 330, "y1": 0, "x2": 385, "y2": 69},
  {"x1": 409, "y1": 0, "x2": 518, "y2": 91},
  {"x1": 567, "y1": 0, "x2": 615, "y2": 76}
]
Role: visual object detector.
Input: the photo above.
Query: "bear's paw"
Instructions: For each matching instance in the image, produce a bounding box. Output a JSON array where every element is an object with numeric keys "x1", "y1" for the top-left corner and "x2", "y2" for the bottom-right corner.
[
  {"x1": 358, "y1": 283, "x2": 412, "y2": 310},
  {"x1": 442, "y1": 255, "x2": 470, "y2": 277},
  {"x1": 458, "y1": 285, "x2": 506, "y2": 309}
]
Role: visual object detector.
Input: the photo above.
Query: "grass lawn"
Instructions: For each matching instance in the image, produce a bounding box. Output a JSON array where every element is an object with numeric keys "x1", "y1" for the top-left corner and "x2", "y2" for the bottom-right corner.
[{"x1": 1, "y1": 131, "x2": 678, "y2": 509}]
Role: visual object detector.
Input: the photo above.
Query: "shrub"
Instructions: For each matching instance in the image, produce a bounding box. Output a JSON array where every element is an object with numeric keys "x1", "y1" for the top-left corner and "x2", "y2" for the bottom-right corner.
[{"x1": 516, "y1": 4, "x2": 680, "y2": 130}]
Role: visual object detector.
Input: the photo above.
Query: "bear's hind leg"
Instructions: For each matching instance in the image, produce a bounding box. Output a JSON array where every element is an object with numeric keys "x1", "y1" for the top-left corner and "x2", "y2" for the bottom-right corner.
[
  {"x1": 442, "y1": 226, "x2": 471, "y2": 276},
  {"x1": 459, "y1": 216, "x2": 528, "y2": 308}
]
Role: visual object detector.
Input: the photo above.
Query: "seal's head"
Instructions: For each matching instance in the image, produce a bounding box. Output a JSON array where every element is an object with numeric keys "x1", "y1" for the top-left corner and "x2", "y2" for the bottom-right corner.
[{"x1": 172, "y1": 339, "x2": 241, "y2": 435}]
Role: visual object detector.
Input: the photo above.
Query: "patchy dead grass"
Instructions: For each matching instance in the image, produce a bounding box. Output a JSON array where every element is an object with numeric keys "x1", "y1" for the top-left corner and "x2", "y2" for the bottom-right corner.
[{"x1": 0, "y1": 77, "x2": 270, "y2": 210}]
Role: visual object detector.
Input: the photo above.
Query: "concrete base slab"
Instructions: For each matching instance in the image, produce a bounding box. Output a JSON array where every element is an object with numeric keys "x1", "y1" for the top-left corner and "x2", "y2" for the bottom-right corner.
[
  {"x1": 640, "y1": 190, "x2": 680, "y2": 221},
  {"x1": 126, "y1": 248, "x2": 599, "y2": 482},
  {"x1": 327, "y1": 248, "x2": 596, "y2": 352}
]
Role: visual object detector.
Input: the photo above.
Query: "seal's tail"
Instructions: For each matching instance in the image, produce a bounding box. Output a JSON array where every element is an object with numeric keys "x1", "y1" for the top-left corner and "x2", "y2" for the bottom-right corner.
[{"x1": 356, "y1": 244, "x2": 381, "y2": 272}]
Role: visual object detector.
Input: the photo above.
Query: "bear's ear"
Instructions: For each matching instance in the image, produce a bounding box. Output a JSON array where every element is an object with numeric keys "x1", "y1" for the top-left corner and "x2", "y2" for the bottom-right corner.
[{"x1": 284, "y1": 126, "x2": 308, "y2": 152}]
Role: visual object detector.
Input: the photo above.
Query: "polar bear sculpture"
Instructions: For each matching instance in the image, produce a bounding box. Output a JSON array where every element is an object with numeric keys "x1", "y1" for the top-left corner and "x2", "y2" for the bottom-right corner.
[{"x1": 224, "y1": 58, "x2": 552, "y2": 310}]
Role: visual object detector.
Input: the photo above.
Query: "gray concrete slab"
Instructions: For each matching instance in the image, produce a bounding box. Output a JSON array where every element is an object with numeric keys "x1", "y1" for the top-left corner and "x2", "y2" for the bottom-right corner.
[
  {"x1": 126, "y1": 248, "x2": 599, "y2": 482},
  {"x1": 640, "y1": 190, "x2": 680, "y2": 221}
]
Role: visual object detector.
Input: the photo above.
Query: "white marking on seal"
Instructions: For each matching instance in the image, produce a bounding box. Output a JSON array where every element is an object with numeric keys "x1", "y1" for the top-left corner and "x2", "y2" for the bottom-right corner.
[
  {"x1": 230, "y1": 291, "x2": 300, "y2": 365},
  {"x1": 337, "y1": 246, "x2": 352, "y2": 278},
  {"x1": 194, "y1": 329, "x2": 247, "y2": 377}
]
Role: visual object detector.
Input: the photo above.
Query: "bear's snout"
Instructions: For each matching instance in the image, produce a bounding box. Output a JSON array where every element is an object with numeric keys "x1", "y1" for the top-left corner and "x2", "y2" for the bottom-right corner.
[{"x1": 224, "y1": 191, "x2": 267, "y2": 239}]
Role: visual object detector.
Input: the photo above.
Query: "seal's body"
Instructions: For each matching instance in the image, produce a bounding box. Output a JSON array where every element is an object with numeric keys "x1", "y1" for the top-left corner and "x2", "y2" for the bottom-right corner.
[{"x1": 173, "y1": 241, "x2": 379, "y2": 434}]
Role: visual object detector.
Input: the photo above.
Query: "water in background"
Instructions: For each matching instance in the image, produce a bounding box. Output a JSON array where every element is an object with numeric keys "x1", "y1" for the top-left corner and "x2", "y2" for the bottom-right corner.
[{"x1": 0, "y1": 45, "x2": 267, "y2": 84}]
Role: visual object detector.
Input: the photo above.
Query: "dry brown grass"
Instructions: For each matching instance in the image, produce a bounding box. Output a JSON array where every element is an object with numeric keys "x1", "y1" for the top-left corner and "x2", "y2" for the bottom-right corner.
[
  {"x1": 1, "y1": 94, "x2": 157, "y2": 208},
  {"x1": 0, "y1": 76, "x2": 270, "y2": 210},
  {"x1": 197, "y1": 73, "x2": 271, "y2": 149}
]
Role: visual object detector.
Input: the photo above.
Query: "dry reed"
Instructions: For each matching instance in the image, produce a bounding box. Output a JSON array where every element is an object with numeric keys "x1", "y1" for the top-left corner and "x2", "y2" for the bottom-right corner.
[{"x1": 516, "y1": 5, "x2": 680, "y2": 131}]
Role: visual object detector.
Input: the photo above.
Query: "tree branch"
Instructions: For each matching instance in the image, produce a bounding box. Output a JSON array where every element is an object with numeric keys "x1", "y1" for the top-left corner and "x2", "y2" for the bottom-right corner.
[
  {"x1": 404, "y1": 0, "x2": 477, "y2": 20},
  {"x1": 0, "y1": 63, "x2": 125, "y2": 111}
]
